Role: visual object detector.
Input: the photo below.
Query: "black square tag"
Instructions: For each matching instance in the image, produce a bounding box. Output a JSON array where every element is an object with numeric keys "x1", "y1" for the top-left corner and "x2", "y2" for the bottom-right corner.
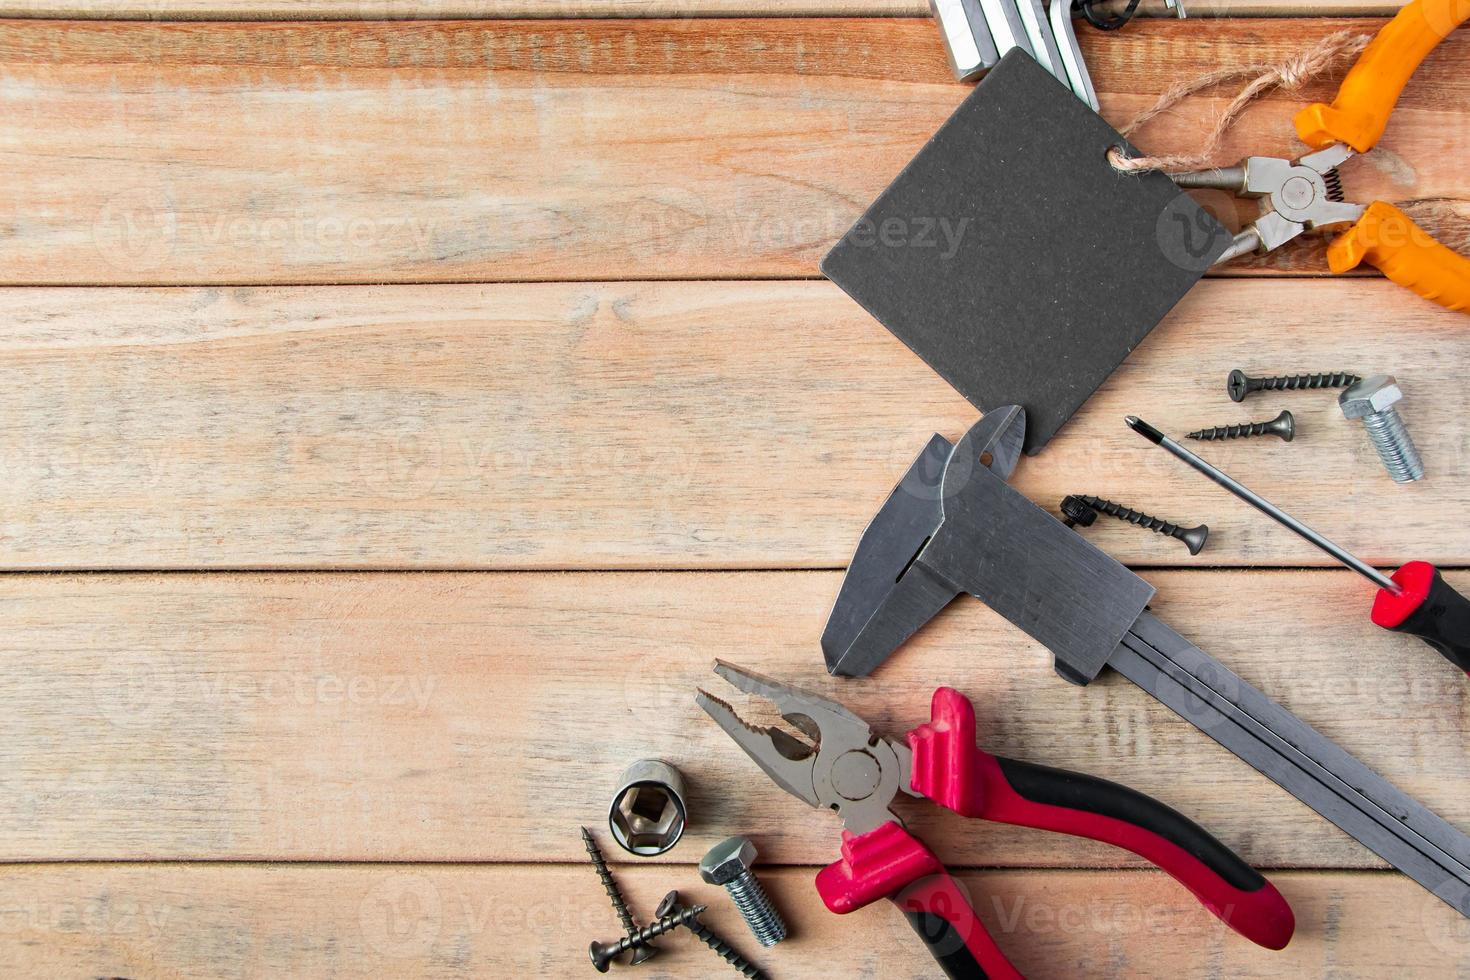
[{"x1": 821, "y1": 51, "x2": 1229, "y2": 453}]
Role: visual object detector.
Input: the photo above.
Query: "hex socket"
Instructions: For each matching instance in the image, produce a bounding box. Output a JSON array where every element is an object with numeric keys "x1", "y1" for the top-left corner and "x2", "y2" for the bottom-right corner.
[{"x1": 607, "y1": 759, "x2": 688, "y2": 856}]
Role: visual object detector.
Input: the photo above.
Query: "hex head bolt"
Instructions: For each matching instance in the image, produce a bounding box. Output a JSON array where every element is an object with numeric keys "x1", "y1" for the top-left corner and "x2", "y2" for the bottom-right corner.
[
  {"x1": 1070, "y1": 495, "x2": 1210, "y2": 556},
  {"x1": 1227, "y1": 370, "x2": 1361, "y2": 402},
  {"x1": 699, "y1": 837, "x2": 787, "y2": 948},
  {"x1": 588, "y1": 905, "x2": 706, "y2": 973},
  {"x1": 655, "y1": 890, "x2": 767, "y2": 980},
  {"x1": 1187, "y1": 410, "x2": 1295, "y2": 442},
  {"x1": 579, "y1": 827, "x2": 656, "y2": 966},
  {"x1": 1339, "y1": 375, "x2": 1424, "y2": 483}
]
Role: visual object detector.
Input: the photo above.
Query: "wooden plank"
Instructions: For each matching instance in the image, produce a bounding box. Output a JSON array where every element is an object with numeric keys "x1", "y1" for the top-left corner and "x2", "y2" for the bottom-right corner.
[
  {"x1": 0, "y1": 863, "x2": 1461, "y2": 978},
  {"x1": 1, "y1": 278, "x2": 1465, "y2": 571},
  {"x1": 2, "y1": 863, "x2": 1470, "y2": 980},
  {"x1": 3, "y1": 568, "x2": 1466, "y2": 864},
  {"x1": 0, "y1": 1, "x2": 1412, "y2": 20},
  {"x1": 0, "y1": 17, "x2": 1461, "y2": 285}
]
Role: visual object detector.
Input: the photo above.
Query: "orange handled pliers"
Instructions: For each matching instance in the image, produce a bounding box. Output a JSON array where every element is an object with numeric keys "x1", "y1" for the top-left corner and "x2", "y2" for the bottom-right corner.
[{"x1": 1170, "y1": 0, "x2": 1470, "y2": 313}]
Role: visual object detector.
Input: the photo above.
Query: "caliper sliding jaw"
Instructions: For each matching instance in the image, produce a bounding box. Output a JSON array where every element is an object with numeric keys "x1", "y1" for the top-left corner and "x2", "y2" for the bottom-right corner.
[{"x1": 823, "y1": 407, "x2": 1470, "y2": 918}]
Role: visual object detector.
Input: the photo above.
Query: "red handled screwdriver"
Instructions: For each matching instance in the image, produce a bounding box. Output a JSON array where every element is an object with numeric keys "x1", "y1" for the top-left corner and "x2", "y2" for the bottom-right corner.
[{"x1": 1128, "y1": 416, "x2": 1470, "y2": 674}]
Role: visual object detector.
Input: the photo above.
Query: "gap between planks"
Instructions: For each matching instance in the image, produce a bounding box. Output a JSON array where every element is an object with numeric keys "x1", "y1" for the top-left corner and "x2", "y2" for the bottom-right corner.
[
  {"x1": 1, "y1": 278, "x2": 1466, "y2": 571},
  {"x1": 0, "y1": 17, "x2": 1463, "y2": 285},
  {"x1": 0, "y1": 864, "x2": 1462, "y2": 978},
  {"x1": 0, "y1": 1, "x2": 1413, "y2": 21},
  {"x1": 3, "y1": 567, "x2": 1467, "y2": 866}
]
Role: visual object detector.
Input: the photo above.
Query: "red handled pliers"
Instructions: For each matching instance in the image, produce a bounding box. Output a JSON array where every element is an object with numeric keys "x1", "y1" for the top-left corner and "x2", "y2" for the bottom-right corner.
[{"x1": 697, "y1": 661, "x2": 1294, "y2": 979}]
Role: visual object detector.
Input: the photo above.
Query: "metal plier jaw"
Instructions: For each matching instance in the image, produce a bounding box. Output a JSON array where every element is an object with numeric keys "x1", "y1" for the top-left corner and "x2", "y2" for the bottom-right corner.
[
  {"x1": 696, "y1": 660, "x2": 919, "y2": 836},
  {"x1": 1171, "y1": 144, "x2": 1367, "y2": 264},
  {"x1": 1167, "y1": 0, "x2": 1470, "y2": 312},
  {"x1": 699, "y1": 662, "x2": 1297, "y2": 975}
]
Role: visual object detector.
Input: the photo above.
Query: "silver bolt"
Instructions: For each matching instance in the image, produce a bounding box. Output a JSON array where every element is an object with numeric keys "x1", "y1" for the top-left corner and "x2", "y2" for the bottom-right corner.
[
  {"x1": 699, "y1": 836, "x2": 787, "y2": 948},
  {"x1": 1339, "y1": 375, "x2": 1424, "y2": 483}
]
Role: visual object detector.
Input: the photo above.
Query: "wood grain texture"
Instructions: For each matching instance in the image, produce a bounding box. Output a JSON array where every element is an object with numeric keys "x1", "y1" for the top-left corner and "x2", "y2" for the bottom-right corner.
[
  {"x1": 0, "y1": 17, "x2": 1462, "y2": 285},
  {"x1": 0, "y1": 1, "x2": 1411, "y2": 20},
  {"x1": 3, "y1": 568, "x2": 1466, "y2": 864},
  {"x1": 2, "y1": 278, "x2": 1465, "y2": 571},
  {"x1": 0, "y1": 864, "x2": 1465, "y2": 979}
]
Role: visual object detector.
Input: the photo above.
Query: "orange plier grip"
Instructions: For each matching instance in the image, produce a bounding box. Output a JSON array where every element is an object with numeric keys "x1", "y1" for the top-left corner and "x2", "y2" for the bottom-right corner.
[
  {"x1": 1331, "y1": 202, "x2": 1470, "y2": 312},
  {"x1": 1297, "y1": 0, "x2": 1470, "y2": 314},
  {"x1": 1296, "y1": 0, "x2": 1470, "y2": 154}
]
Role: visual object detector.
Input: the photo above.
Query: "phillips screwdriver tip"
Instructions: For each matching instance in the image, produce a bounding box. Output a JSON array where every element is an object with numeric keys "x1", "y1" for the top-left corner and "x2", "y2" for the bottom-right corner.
[{"x1": 1125, "y1": 416, "x2": 1165, "y2": 444}]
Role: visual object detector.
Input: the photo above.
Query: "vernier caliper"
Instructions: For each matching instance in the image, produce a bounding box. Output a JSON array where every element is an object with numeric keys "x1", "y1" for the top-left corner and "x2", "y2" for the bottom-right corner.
[{"x1": 823, "y1": 406, "x2": 1470, "y2": 917}]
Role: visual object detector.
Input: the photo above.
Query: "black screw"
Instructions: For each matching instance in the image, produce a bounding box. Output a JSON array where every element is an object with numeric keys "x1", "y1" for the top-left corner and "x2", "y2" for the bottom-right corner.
[
  {"x1": 656, "y1": 890, "x2": 768, "y2": 980},
  {"x1": 589, "y1": 906, "x2": 706, "y2": 973},
  {"x1": 1073, "y1": 495, "x2": 1210, "y2": 556},
  {"x1": 1059, "y1": 495, "x2": 1098, "y2": 528},
  {"x1": 1187, "y1": 409, "x2": 1294, "y2": 442},
  {"x1": 1227, "y1": 370, "x2": 1360, "y2": 402},
  {"x1": 580, "y1": 827, "x2": 656, "y2": 966}
]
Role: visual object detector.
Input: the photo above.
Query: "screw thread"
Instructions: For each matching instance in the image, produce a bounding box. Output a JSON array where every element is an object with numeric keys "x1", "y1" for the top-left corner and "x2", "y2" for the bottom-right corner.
[
  {"x1": 1078, "y1": 496, "x2": 1179, "y2": 538},
  {"x1": 726, "y1": 872, "x2": 787, "y2": 948},
  {"x1": 1231, "y1": 370, "x2": 1360, "y2": 401},
  {"x1": 1362, "y1": 408, "x2": 1424, "y2": 482},
  {"x1": 1187, "y1": 420, "x2": 1274, "y2": 440},
  {"x1": 617, "y1": 905, "x2": 707, "y2": 954},
  {"x1": 1258, "y1": 372, "x2": 1359, "y2": 392},
  {"x1": 1187, "y1": 417, "x2": 1281, "y2": 440},
  {"x1": 687, "y1": 919, "x2": 766, "y2": 979},
  {"x1": 1186, "y1": 410, "x2": 1292, "y2": 442},
  {"x1": 580, "y1": 827, "x2": 642, "y2": 937}
]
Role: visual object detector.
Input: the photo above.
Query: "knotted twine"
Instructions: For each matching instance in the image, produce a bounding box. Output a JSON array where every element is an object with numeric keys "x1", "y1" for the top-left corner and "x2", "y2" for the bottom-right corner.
[{"x1": 1107, "y1": 29, "x2": 1374, "y2": 174}]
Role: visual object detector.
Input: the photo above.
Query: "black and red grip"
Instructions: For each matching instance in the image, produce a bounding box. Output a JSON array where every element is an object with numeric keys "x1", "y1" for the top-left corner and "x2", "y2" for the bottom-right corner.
[
  {"x1": 816, "y1": 820, "x2": 1020, "y2": 980},
  {"x1": 1371, "y1": 561, "x2": 1470, "y2": 673},
  {"x1": 909, "y1": 687, "x2": 1295, "y2": 951},
  {"x1": 896, "y1": 870, "x2": 1018, "y2": 980}
]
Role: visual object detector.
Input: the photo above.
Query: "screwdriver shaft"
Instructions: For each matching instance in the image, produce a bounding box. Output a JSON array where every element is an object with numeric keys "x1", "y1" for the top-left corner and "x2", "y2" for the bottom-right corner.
[{"x1": 1126, "y1": 416, "x2": 1401, "y2": 594}]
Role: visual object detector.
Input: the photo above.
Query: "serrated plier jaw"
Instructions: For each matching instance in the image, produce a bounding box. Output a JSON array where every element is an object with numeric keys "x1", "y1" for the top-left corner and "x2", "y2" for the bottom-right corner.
[{"x1": 697, "y1": 660, "x2": 917, "y2": 836}]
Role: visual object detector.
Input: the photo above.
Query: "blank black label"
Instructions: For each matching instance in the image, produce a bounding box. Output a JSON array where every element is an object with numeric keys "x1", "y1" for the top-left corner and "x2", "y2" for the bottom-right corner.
[{"x1": 821, "y1": 51, "x2": 1230, "y2": 454}]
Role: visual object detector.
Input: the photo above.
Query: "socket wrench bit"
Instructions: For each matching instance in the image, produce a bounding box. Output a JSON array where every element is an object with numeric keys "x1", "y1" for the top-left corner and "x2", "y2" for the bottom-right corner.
[{"x1": 608, "y1": 760, "x2": 688, "y2": 856}]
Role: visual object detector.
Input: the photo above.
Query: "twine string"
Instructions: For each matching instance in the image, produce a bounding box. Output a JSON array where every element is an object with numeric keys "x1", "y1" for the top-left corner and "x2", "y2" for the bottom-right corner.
[{"x1": 1108, "y1": 29, "x2": 1373, "y2": 174}]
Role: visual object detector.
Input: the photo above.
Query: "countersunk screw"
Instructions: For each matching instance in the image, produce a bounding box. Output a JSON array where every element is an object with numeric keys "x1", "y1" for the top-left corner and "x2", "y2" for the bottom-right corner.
[
  {"x1": 699, "y1": 837, "x2": 787, "y2": 948},
  {"x1": 1228, "y1": 370, "x2": 1360, "y2": 402},
  {"x1": 580, "y1": 827, "x2": 656, "y2": 965},
  {"x1": 656, "y1": 890, "x2": 767, "y2": 980},
  {"x1": 1187, "y1": 410, "x2": 1295, "y2": 442},
  {"x1": 589, "y1": 905, "x2": 705, "y2": 973},
  {"x1": 1071, "y1": 495, "x2": 1209, "y2": 556},
  {"x1": 1339, "y1": 374, "x2": 1424, "y2": 483}
]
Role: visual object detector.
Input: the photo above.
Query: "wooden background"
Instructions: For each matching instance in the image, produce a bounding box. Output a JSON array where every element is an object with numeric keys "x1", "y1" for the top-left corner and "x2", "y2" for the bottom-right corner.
[{"x1": 1, "y1": 2, "x2": 1468, "y2": 977}]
